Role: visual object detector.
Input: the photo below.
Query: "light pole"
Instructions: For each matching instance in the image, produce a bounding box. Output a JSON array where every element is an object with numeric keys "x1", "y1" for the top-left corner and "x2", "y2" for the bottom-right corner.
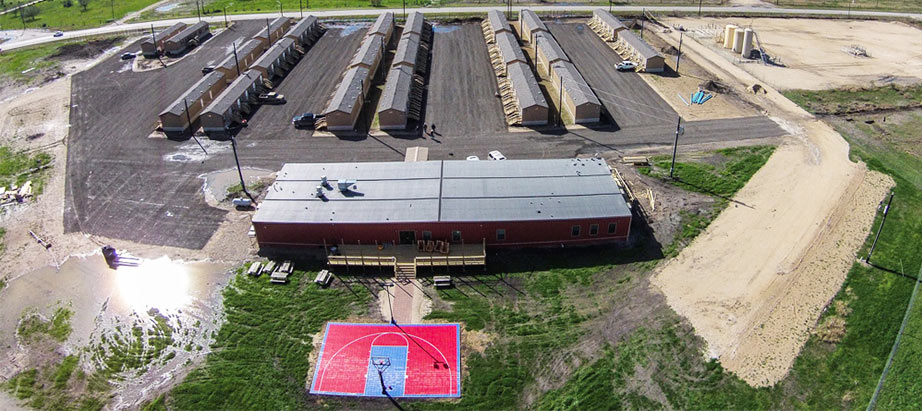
[
  {"x1": 865, "y1": 192, "x2": 894, "y2": 264},
  {"x1": 299, "y1": 0, "x2": 302, "y2": 18},
  {"x1": 698, "y1": 0, "x2": 703, "y2": 17},
  {"x1": 609, "y1": 0, "x2": 612, "y2": 13},
  {"x1": 675, "y1": 31, "x2": 683, "y2": 74},
  {"x1": 669, "y1": 117, "x2": 684, "y2": 179}
]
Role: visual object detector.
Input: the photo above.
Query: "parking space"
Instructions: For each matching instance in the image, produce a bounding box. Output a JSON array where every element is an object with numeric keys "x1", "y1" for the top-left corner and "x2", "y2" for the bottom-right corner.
[
  {"x1": 425, "y1": 23, "x2": 506, "y2": 137},
  {"x1": 549, "y1": 23, "x2": 677, "y2": 129}
]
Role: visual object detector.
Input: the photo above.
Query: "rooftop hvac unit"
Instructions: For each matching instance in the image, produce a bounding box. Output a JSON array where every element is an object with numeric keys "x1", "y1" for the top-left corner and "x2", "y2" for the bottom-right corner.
[
  {"x1": 337, "y1": 179, "x2": 357, "y2": 192},
  {"x1": 321, "y1": 175, "x2": 328, "y2": 185},
  {"x1": 316, "y1": 185, "x2": 324, "y2": 197}
]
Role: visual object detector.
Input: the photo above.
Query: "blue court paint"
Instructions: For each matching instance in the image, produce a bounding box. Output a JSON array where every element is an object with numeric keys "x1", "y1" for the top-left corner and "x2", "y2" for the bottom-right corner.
[{"x1": 364, "y1": 345, "x2": 408, "y2": 397}]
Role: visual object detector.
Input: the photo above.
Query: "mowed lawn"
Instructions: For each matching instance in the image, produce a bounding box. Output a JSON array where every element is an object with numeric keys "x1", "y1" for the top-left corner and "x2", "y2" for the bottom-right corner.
[{"x1": 0, "y1": 0, "x2": 158, "y2": 30}]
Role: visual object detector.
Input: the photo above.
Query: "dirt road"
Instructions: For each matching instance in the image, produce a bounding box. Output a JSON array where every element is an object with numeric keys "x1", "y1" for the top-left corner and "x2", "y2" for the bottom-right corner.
[{"x1": 649, "y1": 27, "x2": 893, "y2": 386}]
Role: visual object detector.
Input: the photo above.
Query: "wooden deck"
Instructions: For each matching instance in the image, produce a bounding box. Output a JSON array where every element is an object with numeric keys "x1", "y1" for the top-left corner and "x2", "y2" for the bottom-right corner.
[{"x1": 326, "y1": 242, "x2": 486, "y2": 277}]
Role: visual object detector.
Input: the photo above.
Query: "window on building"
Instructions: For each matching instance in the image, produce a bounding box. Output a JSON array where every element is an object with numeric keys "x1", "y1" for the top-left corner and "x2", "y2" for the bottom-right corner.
[
  {"x1": 571, "y1": 225, "x2": 581, "y2": 237},
  {"x1": 608, "y1": 223, "x2": 617, "y2": 234},
  {"x1": 452, "y1": 230, "x2": 462, "y2": 242},
  {"x1": 589, "y1": 224, "x2": 599, "y2": 236},
  {"x1": 496, "y1": 229, "x2": 506, "y2": 241},
  {"x1": 422, "y1": 231, "x2": 432, "y2": 241}
]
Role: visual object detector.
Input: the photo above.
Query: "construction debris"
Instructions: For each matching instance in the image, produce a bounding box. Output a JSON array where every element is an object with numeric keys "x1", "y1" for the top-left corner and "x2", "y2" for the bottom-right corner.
[{"x1": 842, "y1": 44, "x2": 870, "y2": 58}]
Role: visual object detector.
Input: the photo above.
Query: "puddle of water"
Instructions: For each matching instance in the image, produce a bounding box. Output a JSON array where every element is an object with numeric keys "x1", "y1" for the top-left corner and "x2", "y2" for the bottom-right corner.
[
  {"x1": 324, "y1": 24, "x2": 366, "y2": 37},
  {"x1": 0, "y1": 253, "x2": 235, "y2": 408},
  {"x1": 162, "y1": 139, "x2": 231, "y2": 163},
  {"x1": 155, "y1": 3, "x2": 179, "y2": 12},
  {"x1": 200, "y1": 167, "x2": 273, "y2": 206},
  {"x1": 432, "y1": 25, "x2": 460, "y2": 33}
]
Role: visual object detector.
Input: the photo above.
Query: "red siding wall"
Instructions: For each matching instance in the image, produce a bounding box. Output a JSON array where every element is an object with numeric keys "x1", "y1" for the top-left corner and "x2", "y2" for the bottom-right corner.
[{"x1": 254, "y1": 216, "x2": 632, "y2": 248}]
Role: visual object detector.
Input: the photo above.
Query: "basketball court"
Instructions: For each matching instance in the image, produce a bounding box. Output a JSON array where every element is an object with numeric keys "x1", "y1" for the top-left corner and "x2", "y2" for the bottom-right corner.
[{"x1": 310, "y1": 322, "x2": 461, "y2": 398}]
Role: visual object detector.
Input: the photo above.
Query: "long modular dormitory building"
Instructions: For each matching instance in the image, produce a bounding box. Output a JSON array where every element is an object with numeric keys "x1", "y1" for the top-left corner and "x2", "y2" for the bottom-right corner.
[
  {"x1": 163, "y1": 21, "x2": 211, "y2": 56},
  {"x1": 250, "y1": 37, "x2": 300, "y2": 80},
  {"x1": 252, "y1": 17, "x2": 293, "y2": 48},
  {"x1": 284, "y1": 15, "x2": 320, "y2": 47},
  {"x1": 200, "y1": 70, "x2": 265, "y2": 137},
  {"x1": 323, "y1": 13, "x2": 395, "y2": 131},
  {"x1": 215, "y1": 39, "x2": 265, "y2": 82},
  {"x1": 483, "y1": 10, "x2": 548, "y2": 126},
  {"x1": 158, "y1": 71, "x2": 227, "y2": 133},
  {"x1": 140, "y1": 22, "x2": 186, "y2": 57},
  {"x1": 589, "y1": 9, "x2": 664, "y2": 72},
  {"x1": 377, "y1": 12, "x2": 431, "y2": 130},
  {"x1": 590, "y1": 9, "x2": 627, "y2": 41},
  {"x1": 519, "y1": 9, "x2": 548, "y2": 41},
  {"x1": 506, "y1": 62, "x2": 548, "y2": 126}
]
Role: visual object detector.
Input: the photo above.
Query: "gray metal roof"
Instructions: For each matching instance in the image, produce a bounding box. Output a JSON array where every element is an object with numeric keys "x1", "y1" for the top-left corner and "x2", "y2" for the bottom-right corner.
[
  {"x1": 254, "y1": 17, "x2": 291, "y2": 39},
  {"x1": 593, "y1": 9, "x2": 627, "y2": 32},
  {"x1": 143, "y1": 22, "x2": 186, "y2": 46},
  {"x1": 552, "y1": 60, "x2": 600, "y2": 107},
  {"x1": 378, "y1": 66, "x2": 414, "y2": 114},
  {"x1": 161, "y1": 71, "x2": 225, "y2": 117},
  {"x1": 618, "y1": 29, "x2": 662, "y2": 60},
  {"x1": 507, "y1": 62, "x2": 547, "y2": 110},
  {"x1": 495, "y1": 31, "x2": 525, "y2": 65},
  {"x1": 285, "y1": 15, "x2": 317, "y2": 40},
  {"x1": 202, "y1": 69, "x2": 262, "y2": 116},
  {"x1": 349, "y1": 35, "x2": 383, "y2": 69},
  {"x1": 369, "y1": 12, "x2": 394, "y2": 38},
  {"x1": 519, "y1": 9, "x2": 547, "y2": 34},
  {"x1": 535, "y1": 32, "x2": 569, "y2": 64},
  {"x1": 392, "y1": 33, "x2": 420, "y2": 68},
  {"x1": 253, "y1": 159, "x2": 631, "y2": 224},
  {"x1": 326, "y1": 66, "x2": 370, "y2": 114},
  {"x1": 404, "y1": 11, "x2": 425, "y2": 36},
  {"x1": 486, "y1": 10, "x2": 511, "y2": 33},
  {"x1": 251, "y1": 37, "x2": 295, "y2": 72},
  {"x1": 219, "y1": 39, "x2": 262, "y2": 70},
  {"x1": 167, "y1": 21, "x2": 208, "y2": 45}
]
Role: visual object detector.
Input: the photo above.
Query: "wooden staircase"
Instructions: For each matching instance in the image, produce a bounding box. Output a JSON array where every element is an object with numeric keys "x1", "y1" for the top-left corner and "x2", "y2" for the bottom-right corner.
[{"x1": 395, "y1": 262, "x2": 417, "y2": 280}]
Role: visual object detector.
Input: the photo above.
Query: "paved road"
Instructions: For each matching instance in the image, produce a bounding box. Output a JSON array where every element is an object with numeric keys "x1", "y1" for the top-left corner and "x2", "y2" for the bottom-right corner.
[{"x1": 3, "y1": 5, "x2": 920, "y2": 51}]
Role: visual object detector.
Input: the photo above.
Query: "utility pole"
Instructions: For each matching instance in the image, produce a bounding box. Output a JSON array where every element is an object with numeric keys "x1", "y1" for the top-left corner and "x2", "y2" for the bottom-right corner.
[
  {"x1": 223, "y1": 7, "x2": 228, "y2": 27},
  {"x1": 19, "y1": 1, "x2": 26, "y2": 29},
  {"x1": 609, "y1": 0, "x2": 612, "y2": 13},
  {"x1": 865, "y1": 192, "x2": 894, "y2": 264},
  {"x1": 196, "y1": 0, "x2": 201, "y2": 21},
  {"x1": 150, "y1": 24, "x2": 156, "y2": 48},
  {"x1": 278, "y1": 0, "x2": 282, "y2": 17},
  {"x1": 232, "y1": 41, "x2": 241, "y2": 77},
  {"x1": 669, "y1": 117, "x2": 683, "y2": 178},
  {"x1": 698, "y1": 0, "x2": 703, "y2": 17},
  {"x1": 403, "y1": 0, "x2": 406, "y2": 20},
  {"x1": 299, "y1": 0, "x2": 302, "y2": 18},
  {"x1": 640, "y1": 9, "x2": 645, "y2": 40},
  {"x1": 675, "y1": 31, "x2": 683, "y2": 74},
  {"x1": 230, "y1": 136, "x2": 257, "y2": 205},
  {"x1": 266, "y1": 18, "x2": 272, "y2": 46},
  {"x1": 182, "y1": 99, "x2": 208, "y2": 156}
]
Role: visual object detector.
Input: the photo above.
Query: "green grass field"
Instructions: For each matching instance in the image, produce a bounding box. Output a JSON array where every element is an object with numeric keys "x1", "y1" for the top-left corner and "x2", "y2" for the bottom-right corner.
[
  {"x1": 0, "y1": 145, "x2": 53, "y2": 196},
  {"x1": 784, "y1": 84, "x2": 922, "y2": 115},
  {"x1": 0, "y1": 0, "x2": 159, "y2": 30}
]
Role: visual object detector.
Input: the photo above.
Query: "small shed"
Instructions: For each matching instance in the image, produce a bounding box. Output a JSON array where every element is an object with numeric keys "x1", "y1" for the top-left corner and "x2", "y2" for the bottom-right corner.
[
  {"x1": 507, "y1": 62, "x2": 548, "y2": 126},
  {"x1": 324, "y1": 66, "x2": 372, "y2": 131},
  {"x1": 200, "y1": 70, "x2": 264, "y2": 136},
  {"x1": 518, "y1": 9, "x2": 548, "y2": 42},
  {"x1": 140, "y1": 22, "x2": 186, "y2": 57},
  {"x1": 163, "y1": 21, "x2": 210, "y2": 56},
  {"x1": 159, "y1": 71, "x2": 227, "y2": 133}
]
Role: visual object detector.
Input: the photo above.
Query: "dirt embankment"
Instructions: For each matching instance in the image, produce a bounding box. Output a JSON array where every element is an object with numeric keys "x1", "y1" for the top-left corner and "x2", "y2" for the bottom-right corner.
[{"x1": 648, "y1": 25, "x2": 892, "y2": 386}]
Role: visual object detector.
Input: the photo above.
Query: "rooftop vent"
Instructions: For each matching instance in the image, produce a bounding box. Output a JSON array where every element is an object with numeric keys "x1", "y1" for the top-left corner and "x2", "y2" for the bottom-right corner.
[{"x1": 337, "y1": 179, "x2": 357, "y2": 192}]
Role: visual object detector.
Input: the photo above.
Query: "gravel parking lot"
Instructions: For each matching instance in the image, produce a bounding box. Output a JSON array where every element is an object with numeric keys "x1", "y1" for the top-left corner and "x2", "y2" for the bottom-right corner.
[{"x1": 64, "y1": 21, "x2": 786, "y2": 249}]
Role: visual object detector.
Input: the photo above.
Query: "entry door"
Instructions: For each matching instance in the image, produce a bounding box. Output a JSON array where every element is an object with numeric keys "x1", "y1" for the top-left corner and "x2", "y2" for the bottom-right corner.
[{"x1": 398, "y1": 231, "x2": 416, "y2": 245}]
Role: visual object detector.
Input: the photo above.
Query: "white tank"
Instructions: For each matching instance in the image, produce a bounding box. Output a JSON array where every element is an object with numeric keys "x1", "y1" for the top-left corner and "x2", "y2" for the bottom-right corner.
[
  {"x1": 741, "y1": 28, "x2": 755, "y2": 58},
  {"x1": 724, "y1": 25, "x2": 737, "y2": 49},
  {"x1": 732, "y1": 29, "x2": 745, "y2": 53}
]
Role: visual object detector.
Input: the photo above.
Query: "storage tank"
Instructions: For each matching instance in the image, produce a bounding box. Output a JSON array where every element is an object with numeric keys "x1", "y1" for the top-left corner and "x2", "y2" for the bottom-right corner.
[
  {"x1": 741, "y1": 28, "x2": 754, "y2": 58},
  {"x1": 723, "y1": 25, "x2": 737, "y2": 49},
  {"x1": 732, "y1": 29, "x2": 745, "y2": 53}
]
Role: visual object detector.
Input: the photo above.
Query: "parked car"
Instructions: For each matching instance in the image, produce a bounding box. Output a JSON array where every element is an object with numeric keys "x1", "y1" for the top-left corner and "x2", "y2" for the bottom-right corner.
[
  {"x1": 120, "y1": 52, "x2": 136, "y2": 60},
  {"x1": 257, "y1": 91, "x2": 286, "y2": 105},
  {"x1": 232, "y1": 198, "x2": 253, "y2": 209},
  {"x1": 488, "y1": 150, "x2": 506, "y2": 161},
  {"x1": 201, "y1": 65, "x2": 216, "y2": 74},
  {"x1": 616, "y1": 61, "x2": 637, "y2": 72},
  {"x1": 466, "y1": 155, "x2": 480, "y2": 161},
  {"x1": 53, "y1": 31, "x2": 64, "y2": 37},
  {"x1": 292, "y1": 112, "x2": 322, "y2": 128}
]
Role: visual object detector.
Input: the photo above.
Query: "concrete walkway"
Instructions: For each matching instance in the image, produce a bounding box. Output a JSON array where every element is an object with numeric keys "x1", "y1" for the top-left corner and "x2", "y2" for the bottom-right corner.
[{"x1": 2, "y1": 4, "x2": 920, "y2": 51}]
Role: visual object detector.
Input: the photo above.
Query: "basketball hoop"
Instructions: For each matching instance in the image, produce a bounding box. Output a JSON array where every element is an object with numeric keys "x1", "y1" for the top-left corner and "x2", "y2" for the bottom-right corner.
[{"x1": 371, "y1": 356, "x2": 391, "y2": 373}]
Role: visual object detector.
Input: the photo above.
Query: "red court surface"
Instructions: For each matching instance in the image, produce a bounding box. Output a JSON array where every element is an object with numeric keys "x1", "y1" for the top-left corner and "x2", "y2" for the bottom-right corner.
[{"x1": 310, "y1": 323, "x2": 461, "y2": 398}]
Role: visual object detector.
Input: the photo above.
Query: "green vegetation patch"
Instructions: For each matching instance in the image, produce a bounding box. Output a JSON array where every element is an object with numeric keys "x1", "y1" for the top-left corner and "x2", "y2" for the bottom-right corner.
[
  {"x1": 163, "y1": 265, "x2": 369, "y2": 410},
  {"x1": 783, "y1": 83, "x2": 922, "y2": 115},
  {"x1": 640, "y1": 145, "x2": 776, "y2": 199},
  {"x1": 0, "y1": 0, "x2": 160, "y2": 30},
  {"x1": 2, "y1": 355, "x2": 106, "y2": 410},
  {"x1": 0, "y1": 145, "x2": 53, "y2": 196},
  {"x1": 17, "y1": 306, "x2": 73, "y2": 342}
]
